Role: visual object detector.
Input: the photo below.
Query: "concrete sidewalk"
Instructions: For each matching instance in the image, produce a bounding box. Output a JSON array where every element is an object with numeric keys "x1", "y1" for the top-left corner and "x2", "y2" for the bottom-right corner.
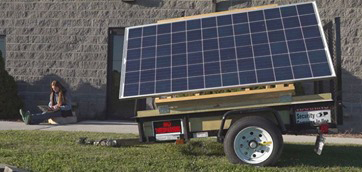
[{"x1": 1, "y1": 120, "x2": 362, "y2": 145}]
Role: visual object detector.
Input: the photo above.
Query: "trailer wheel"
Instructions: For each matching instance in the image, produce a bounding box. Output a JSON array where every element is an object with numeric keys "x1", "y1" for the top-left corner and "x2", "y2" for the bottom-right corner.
[{"x1": 224, "y1": 116, "x2": 283, "y2": 166}]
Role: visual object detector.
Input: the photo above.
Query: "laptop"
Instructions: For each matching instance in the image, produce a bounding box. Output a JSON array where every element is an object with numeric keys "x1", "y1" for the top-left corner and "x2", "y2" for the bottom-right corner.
[{"x1": 37, "y1": 105, "x2": 59, "y2": 113}]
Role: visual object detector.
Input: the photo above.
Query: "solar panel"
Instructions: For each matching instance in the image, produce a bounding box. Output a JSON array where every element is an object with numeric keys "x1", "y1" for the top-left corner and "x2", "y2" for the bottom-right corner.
[{"x1": 120, "y1": 2, "x2": 335, "y2": 99}]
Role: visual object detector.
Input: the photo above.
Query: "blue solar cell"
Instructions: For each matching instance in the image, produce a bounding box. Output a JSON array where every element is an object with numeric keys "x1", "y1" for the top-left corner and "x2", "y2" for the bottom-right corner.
[
  {"x1": 157, "y1": 34, "x2": 170, "y2": 45},
  {"x1": 281, "y1": 6, "x2": 297, "y2": 17},
  {"x1": 272, "y1": 54, "x2": 290, "y2": 67},
  {"x1": 239, "y1": 71, "x2": 256, "y2": 84},
  {"x1": 268, "y1": 30, "x2": 285, "y2": 42},
  {"x1": 252, "y1": 32, "x2": 268, "y2": 44},
  {"x1": 126, "y1": 60, "x2": 140, "y2": 72},
  {"x1": 172, "y1": 32, "x2": 186, "y2": 43},
  {"x1": 283, "y1": 17, "x2": 300, "y2": 28},
  {"x1": 255, "y1": 56, "x2": 272, "y2": 69},
  {"x1": 219, "y1": 37, "x2": 235, "y2": 49},
  {"x1": 172, "y1": 66, "x2": 187, "y2": 78},
  {"x1": 205, "y1": 62, "x2": 220, "y2": 75},
  {"x1": 188, "y1": 52, "x2": 203, "y2": 64},
  {"x1": 266, "y1": 19, "x2": 283, "y2": 30},
  {"x1": 250, "y1": 21, "x2": 266, "y2": 32},
  {"x1": 172, "y1": 54, "x2": 187, "y2": 66},
  {"x1": 287, "y1": 40, "x2": 306, "y2": 52},
  {"x1": 293, "y1": 65, "x2": 312, "y2": 78},
  {"x1": 275, "y1": 67, "x2": 293, "y2": 80},
  {"x1": 188, "y1": 64, "x2": 204, "y2": 76},
  {"x1": 125, "y1": 72, "x2": 139, "y2": 83},
  {"x1": 305, "y1": 37, "x2": 324, "y2": 50},
  {"x1": 308, "y1": 50, "x2": 327, "y2": 63},
  {"x1": 124, "y1": 84, "x2": 139, "y2": 96},
  {"x1": 234, "y1": 23, "x2": 250, "y2": 35},
  {"x1": 143, "y1": 26, "x2": 156, "y2": 36},
  {"x1": 270, "y1": 42, "x2": 288, "y2": 54},
  {"x1": 172, "y1": 43, "x2": 186, "y2": 54},
  {"x1": 253, "y1": 44, "x2": 270, "y2": 57},
  {"x1": 141, "y1": 70, "x2": 155, "y2": 82},
  {"x1": 142, "y1": 47, "x2": 156, "y2": 58},
  {"x1": 221, "y1": 60, "x2": 237, "y2": 73},
  {"x1": 248, "y1": 11, "x2": 264, "y2": 21},
  {"x1": 187, "y1": 19, "x2": 201, "y2": 30},
  {"x1": 128, "y1": 38, "x2": 141, "y2": 49},
  {"x1": 232, "y1": 13, "x2": 248, "y2": 24},
  {"x1": 188, "y1": 41, "x2": 202, "y2": 53},
  {"x1": 222, "y1": 73, "x2": 239, "y2": 86},
  {"x1": 257, "y1": 69, "x2": 275, "y2": 82},
  {"x1": 203, "y1": 38, "x2": 218, "y2": 50},
  {"x1": 172, "y1": 22, "x2": 186, "y2": 32},
  {"x1": 140, "y1": 82, "x2": 154, "y2": 94},
  {"x1": 156, "y1": 68, "x2": 171, "y2": 80},
  {"x1": 217, "y1": 15, "x2": 232, "y2": 26},
  {"x1": 235, "y1": 34, "x2": 251, "y2": 47},
  {"x1": 290, "y1": 52, "x2": 309, "y2": 65},
  {"x1": 128, "y1": 28, "x2": 142, "y2": 38},
  {"x1": 157, "y1": 45, "x2": 170, "y2": 56},
  {"x1": 202, "y1": 17, "x2": 217, "y2": 28},
  {"x1": 158, "y1": 24, "x2": 171, "y2": 34},
  {"x1": 300, "y1": 14, "x2": 318, "y2": 26},
  {"x1": 220, "y1": 48, "x2": 236, "y2": 61},
  {"x1": 204, "y1": 50, "x2": 219, "y2": 62},
  {"x1": 203, "y1": 27, "x2": 217, "y2": 39},
  {"x1": 172, "y1": 78, "x2": 187, "y2": 91},
  {"x1": 238, "y1": 58, "x2": 255, "y2": 71},
  {"x1": 122, "y1": 2, "x2": 334, "y2": 98},
  {"x1": 187, "y1": 30, "x2": 202, "y2": 41},
  {"x1": 303, "y1": 26, "x2": 321, "y2": 38},
  {"x1": 237, "y1": 46, "x2": 253, "y2": 59},
  {"x1": 218, "y1": 26, "x2": 233, "y2": 37},
  {"x1": 285, "y1": 28, "x2": 303, "y2": 40},
  {"x1": 156, "y1": 80, "x2": 171, "y2": 93},
  {"x1": 205, "y1": 75, "x2": 222, "y2": 87},
  {"x1": 311, "y1": 63, "x2": 331, "y2": 77},
  {"x1": 189, "y1": 77, "x2": 204, "y2": 89},
  {"x1": 142, "y1": 36, "x2": 156, "y2": 47},
  {"x1": 264, "y1": 8, "x2": 281, "y2": 19},
  {"x1": 157, "y1": 56, "x2": 171, "y2": 68},
  {"x1": 297, "y1": 3, "x2": 315, "y2": 15}
]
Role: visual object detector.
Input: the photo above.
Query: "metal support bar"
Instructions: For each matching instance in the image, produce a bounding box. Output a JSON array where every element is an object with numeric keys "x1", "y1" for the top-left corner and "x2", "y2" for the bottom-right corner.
[
  {"x1": 182, "y1": 115, "x2": 190, "y2": 141},
  {"x1": 335, "y1": 17, "x2": 343, "y2": 125},
  {"x1": 136, "y1": 119, "x2": 146, "y2": 142},
  {"x1": 217, "y1": 108, "x2": 286, "y2": 143}
]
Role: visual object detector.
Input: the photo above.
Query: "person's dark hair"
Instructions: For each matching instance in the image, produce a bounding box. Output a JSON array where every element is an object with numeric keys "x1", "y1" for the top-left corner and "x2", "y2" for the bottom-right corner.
[{"x1": 50, "y1": 80, "x2": 66, "y2": 106}]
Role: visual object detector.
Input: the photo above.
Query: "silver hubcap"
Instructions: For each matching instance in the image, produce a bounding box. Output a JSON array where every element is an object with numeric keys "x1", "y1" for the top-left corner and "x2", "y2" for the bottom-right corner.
[{"x1": 234, "y1": 126, "x2": 274, "y2": 164}]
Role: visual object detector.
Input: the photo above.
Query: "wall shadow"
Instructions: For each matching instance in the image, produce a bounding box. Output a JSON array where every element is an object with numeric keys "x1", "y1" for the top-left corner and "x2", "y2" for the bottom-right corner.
[
  {"x1": 216, "y1": 0, "x2": 252, "y2": 11},
  {"x1": 17, "y1": 74, "x2": 108, "y2": 121}
]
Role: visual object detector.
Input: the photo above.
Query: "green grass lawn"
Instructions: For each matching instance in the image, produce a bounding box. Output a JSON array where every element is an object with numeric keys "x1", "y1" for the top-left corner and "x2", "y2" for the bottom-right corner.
[{"x1": 0, "y1": 130, "x2": 362, "y2": 172}]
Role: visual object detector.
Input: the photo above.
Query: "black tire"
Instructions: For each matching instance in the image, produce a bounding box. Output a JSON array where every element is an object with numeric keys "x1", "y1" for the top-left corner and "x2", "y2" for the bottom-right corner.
[{"x1": 223, "y1": 116, "x2": 283, "y2": 166}]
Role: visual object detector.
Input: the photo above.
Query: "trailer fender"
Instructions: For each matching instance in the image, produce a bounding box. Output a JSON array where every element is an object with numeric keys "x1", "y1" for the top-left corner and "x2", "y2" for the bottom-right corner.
[{"x1": 217, "y1": 108, "x2": 286, "y2": 143}]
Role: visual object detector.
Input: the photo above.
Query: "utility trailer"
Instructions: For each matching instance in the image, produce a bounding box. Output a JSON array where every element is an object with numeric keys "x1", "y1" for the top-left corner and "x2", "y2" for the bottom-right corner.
[{"x1": 120, "y1": 2, "x2": 343, "y2": 166}]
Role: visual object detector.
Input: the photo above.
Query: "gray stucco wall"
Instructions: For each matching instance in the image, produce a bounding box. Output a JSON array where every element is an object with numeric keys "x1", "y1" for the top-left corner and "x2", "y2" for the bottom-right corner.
[
  {"x1": 1, "y1": 0, "x2": 362, "y2": 132},
  {"x1": 0, "y1": 0, "x2": 214, "y2": 120}
]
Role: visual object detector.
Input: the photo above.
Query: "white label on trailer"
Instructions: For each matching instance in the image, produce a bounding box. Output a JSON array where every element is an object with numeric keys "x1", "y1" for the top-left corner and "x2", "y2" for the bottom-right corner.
[
  {"x1": 193, "y1": 132, "x2": 208, "y2": 138},
  {"x1": 155, "y1": 134, "x2": 180, "y2": 141},
  {"x1": 295, "y1": 110, "x2": 331, "y2": 124}
]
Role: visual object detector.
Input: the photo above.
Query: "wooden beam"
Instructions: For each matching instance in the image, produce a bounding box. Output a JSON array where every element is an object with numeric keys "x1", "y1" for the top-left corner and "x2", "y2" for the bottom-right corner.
[
  {"x1": 157, "y1": 4, "x2": 278, "y2": 24},
  {"x1": 155, "y1": 84, "x2": 294, "y2": 104}
]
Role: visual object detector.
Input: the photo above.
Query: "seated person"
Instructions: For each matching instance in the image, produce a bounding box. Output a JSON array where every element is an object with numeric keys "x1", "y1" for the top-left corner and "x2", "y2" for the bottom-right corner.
[{"x1": 19, "y1": 80, "x2": 73, "y2": 125}]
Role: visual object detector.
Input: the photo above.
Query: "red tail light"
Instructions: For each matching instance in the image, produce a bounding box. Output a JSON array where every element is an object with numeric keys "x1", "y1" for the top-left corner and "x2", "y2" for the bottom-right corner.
[{"x1": 319, "y1": 124, "x2": 329, "y2": 134}]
